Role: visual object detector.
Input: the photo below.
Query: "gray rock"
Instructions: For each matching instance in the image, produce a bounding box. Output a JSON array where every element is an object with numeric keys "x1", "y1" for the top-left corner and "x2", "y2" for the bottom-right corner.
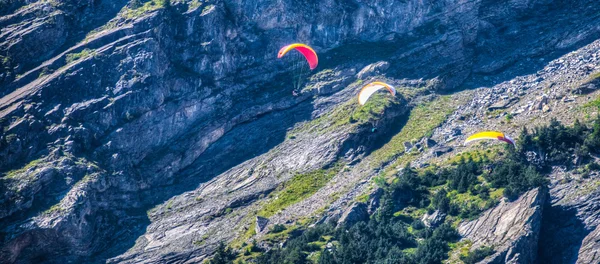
[
  {"x1": 488, "y1": 98, "x2": 519, "y2": 111},
  {"x1": 451, "y1": 127, "x2": 462, "y2": 136},
  {"x1": 255, "y1": 216, "x2": 269, "y2": 234},
  {"x1": 573, "y1": 79, "x2": 599, "y2": 94},
  {"x1": 414, "y1": 142, "x2": 423, "y2": 152},
  {"x1": 434, "y1": 146, "x2": 454, "y2": 157},
  {"x1": 356, "y1": 61, "x2": 390, "y2": 79},
  {"x1": 425, "y1": 138, "x2": 437, "y2": 148},
  {"x1": 337, "y1": 203, "x2": 369, "y2": 228},
  {"x1": 421, "y1": 210, "x2": 446, "y2": 228},
  {"x1": 542, "y1": 104, "x2": 551, "y2": 112},
  {"x1": 576, "y1": 226, "x2": 600, "y2": 264},
  {"x1": 403, "y1": 141, "x2": 413, "y2": 150},
  {"x1": 367, "y1": 189, "x2": 384, "y2": 215},
  {"x1": 534, "y1": 94, "x2": 549, "y2": 110},
  {"x1": 458, "y1": 188, "x2": 545, "y2": 264}
]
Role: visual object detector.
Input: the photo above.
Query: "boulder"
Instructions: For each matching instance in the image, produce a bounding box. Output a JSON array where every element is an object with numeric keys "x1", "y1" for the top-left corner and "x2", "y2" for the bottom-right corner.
[
  {"x1": 434, "y1": 146, "x2": 454, "y2": 157},
  {"x1": 337, "y1": 203, "x2": 369, "y2": 228},
  {"x1": 488, "y1": 98, "x2": 519, "y2": 111},
  {"x1": 356, "y1": 61, "x2": 390, "y2": 79},
  {"x1": 573, "y1": 78, "x2": 599, "y2": 94},
  {"x1": 421, "y1": 210, "x2": 446, "y2": 228},
  {"x1": 543, "y1": 104, "x2": 551, "y2": 112},
  {"x1": 534, "y1": 94, "x2": 549, "y2": 110},
  {"x1": 403, "y1": 141, "x2": 413, "y2": 150},
  {"x1": 255, "y1": 216, "x2": 269, "y2": 234},
  {"x1": 450, "y1": 127, "x2": 462, "y2": 136},
  {"x1": 367, "y1": 189, "x2": 384, "y2": 215},
  {"x1": 425, "y1": 138, "x2": 437, "y2": 148}
]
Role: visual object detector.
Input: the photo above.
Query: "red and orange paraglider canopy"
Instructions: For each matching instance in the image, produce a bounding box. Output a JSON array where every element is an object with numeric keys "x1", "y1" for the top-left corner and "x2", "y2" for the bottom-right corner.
[{"x1": 277, "y1": 43, "x2": 318, "y2": 70}]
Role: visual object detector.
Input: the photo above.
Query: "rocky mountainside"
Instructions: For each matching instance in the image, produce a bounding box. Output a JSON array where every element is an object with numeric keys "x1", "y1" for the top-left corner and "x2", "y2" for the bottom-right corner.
[{"x1": 1, "y1": 0, "x2": 600, "y2": 263}]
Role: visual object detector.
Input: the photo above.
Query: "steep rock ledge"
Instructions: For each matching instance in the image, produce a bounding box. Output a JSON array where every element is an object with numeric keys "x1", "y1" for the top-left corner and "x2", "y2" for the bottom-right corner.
[{"x1": 458, "y1": 188, "x2": 546, "y2": 264}]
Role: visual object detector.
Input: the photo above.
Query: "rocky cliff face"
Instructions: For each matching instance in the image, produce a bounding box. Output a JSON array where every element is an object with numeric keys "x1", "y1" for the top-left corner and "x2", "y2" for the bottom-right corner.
[
  {"x1": 458, "y1": 188, "x2": 545, "y2": 264},
  {"x1": 1, "y1": 0, "x2": 600, "y2": 263}
]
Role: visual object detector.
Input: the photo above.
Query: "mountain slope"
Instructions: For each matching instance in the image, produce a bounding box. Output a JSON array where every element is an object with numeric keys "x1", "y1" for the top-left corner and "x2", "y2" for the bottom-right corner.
[{"x1": 1, "y1": 0, "x2": 600, "y2": 263}]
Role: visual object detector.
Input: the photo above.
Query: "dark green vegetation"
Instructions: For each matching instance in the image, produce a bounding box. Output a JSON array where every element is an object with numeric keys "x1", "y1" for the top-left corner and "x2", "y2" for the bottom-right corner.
[
  {"x1": 460, "y1": 246, "x2": 494, "y2": 264},
  {"x1": 520, "y1": 118, "x2": 600, "y2": 169},
  {"x1": 209, "y1": 242, "x2": 238, "y2": 264},
  {"x1": 209, "y1": 117, "x2": 600, "y2": 263}
]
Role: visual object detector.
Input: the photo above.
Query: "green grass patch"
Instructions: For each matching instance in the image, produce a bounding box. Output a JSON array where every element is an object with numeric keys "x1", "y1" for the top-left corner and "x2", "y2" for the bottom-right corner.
[
  {"x1": 393, "y1": 206, "x2": 427, "y2": 220},
  {"x1": 564, "y1": 179, "x2": 600, "y2": 202},
  {"x1": 260, "y1": 224, "x2": 301, "y2": 247},
  {"x1": 355, "y1": 193, "x2": 369, "y2": 203},
  {"x1": 65, "y1": 49, "x2": 95, "y2": 64},
  {"x1": 232, "y1": 221, "x2": 257, "y2": 248},
  {"x1": 193, "y1": 233, "x2": 211, "y2": 246},
  {"x1": 489, "y1": 188, "x2": 505, "y2": 200},
  {"x1": 448, "y1": 190, "x2": 486, "y2": 209},
  {"x1": 42, "y1": 203, "x2": 64, "y2": 216},
  {"x1": 370, "y1": 95, "x2": 458, "y2": 169},
  {"x1": 452, "y1": 239, "x2": 473, "y2": 254},
  {"x1": 200, "y1": 4, "x2": 214, "y2": 15},
  {"x1": 257, "y1": 164, "x2": 342, "y2": 218},
  {"x1": 584, "y1": 95, "x2": 600, "y2": 109},
  {"x1": 289, "y1": 92, "x2": 399, "y2": 137},
  {"x1": 188, "y1": 0, "x2": 202, "y2": 11},
  {"x1": 86, "y1": 20, "x2": 120, "y2": 39},
  {"x1": 487, "y1": 109, "x2": 505, "y2": 116},
  {"x1": 123, "y1": 0, "x2": 168, "y2": 19},
  {"x1": 403, "y1": 247, "x2": 417, "y2": 255},
  {"x1": 3, "y1": 158, "x2": 44, "y2": 179}
]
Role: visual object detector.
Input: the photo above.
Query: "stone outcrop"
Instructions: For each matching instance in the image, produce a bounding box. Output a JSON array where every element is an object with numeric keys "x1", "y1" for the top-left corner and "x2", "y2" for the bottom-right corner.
[
  {"x1": 458, "y1": 188, "x2": 546, "y2": 264},
  {"x1": 421, "y1": 210, "x2": 445, "y2": 228},
  {"x1": 337, "y1": 202, "x2": 369, "y2": 228}
]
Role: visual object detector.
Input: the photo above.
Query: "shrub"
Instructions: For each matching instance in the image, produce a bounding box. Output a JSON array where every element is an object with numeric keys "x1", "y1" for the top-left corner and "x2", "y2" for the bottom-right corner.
[
  {"x1": 270, "y1": 224, "x2": 286, "y2": 234},
  {"x1": 460, "y1": 246, "x2": 495, "y2": 264}
]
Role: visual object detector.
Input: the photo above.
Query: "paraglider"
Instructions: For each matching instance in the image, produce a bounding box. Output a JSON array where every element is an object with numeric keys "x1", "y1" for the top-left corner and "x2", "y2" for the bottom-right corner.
[
  {"x1": 355, "y1": 81, "x2": 397, "y2": 133},
  {"x1": 464, "y1": 131, "x2": 516, "y2": 146},
  {"x1": 358, "y1": 81, "x2": 396, "y2": 106},
  {"x1": 277, "y1": 43, "x2": 318, "y2": 94},
  {"x1": 277, "y1": 43, "x2": 318, "y2": 70}
]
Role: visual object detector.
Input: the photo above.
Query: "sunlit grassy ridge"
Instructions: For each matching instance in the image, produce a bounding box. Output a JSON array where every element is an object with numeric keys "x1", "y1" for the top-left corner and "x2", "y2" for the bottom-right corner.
[
  {"x1": 370, "y1": 95, "x2": 461, "y2": 170},
  {"x1": 258, "y1": 164, "x2": 343, "y2": 218},
  {"x1": 123, "y1": 0, "x2": 169, "y2": 18},
  {"x1": 65, "y1": 49, "x2": 95, "y2": 64},
  {"x1": 289, "y1": 92, "x2": 400, "y2": 137},
  {"x1": 2, "y1": 158, "x2": 43, "y2": 179},
  {"x1": 231, "y1": 164, "x2": 343, "y2": 248}
]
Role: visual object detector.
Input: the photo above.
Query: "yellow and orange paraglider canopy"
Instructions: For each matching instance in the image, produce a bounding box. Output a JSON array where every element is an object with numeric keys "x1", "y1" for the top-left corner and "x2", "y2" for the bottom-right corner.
[
  {"x1": 358, "y1": 81, "x2": 396, "y2": 105},
  {"x1": 277, "y1": 43, "x2": 318, "y2": 70},
  {"x1": 464, "y1": 131, "x2": 515, "y2": 146}
]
